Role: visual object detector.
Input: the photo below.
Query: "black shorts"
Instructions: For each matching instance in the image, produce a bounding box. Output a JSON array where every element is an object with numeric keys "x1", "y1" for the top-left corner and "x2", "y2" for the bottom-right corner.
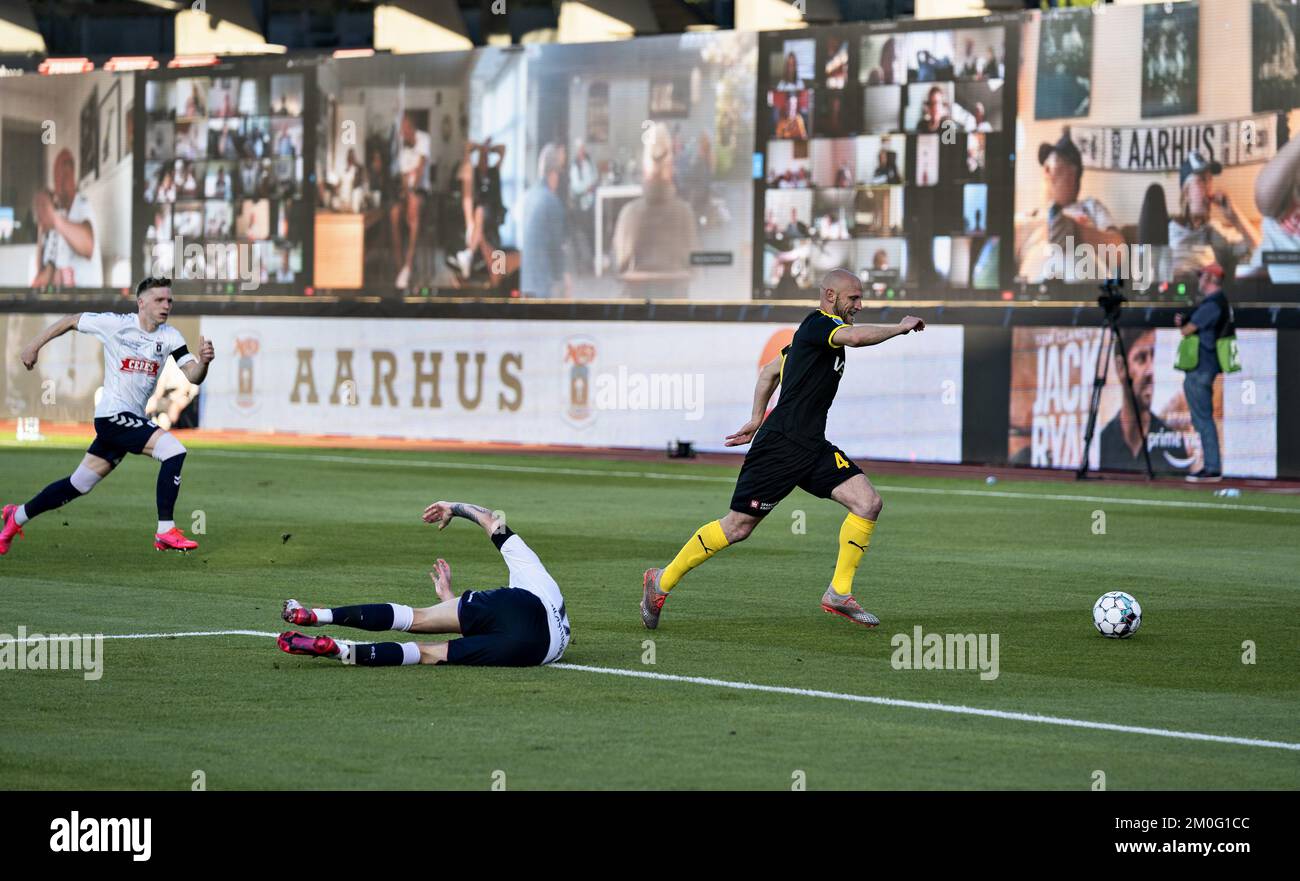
[
  {"x1": 86, "y1": 413, "x2": 161, "y2": 467},
  {"x1": 729, "y1": 430, "x2": 863, "y2": 516},
  {"x1": 446, "y1": 587, "x2": 550, "y2": 667}
]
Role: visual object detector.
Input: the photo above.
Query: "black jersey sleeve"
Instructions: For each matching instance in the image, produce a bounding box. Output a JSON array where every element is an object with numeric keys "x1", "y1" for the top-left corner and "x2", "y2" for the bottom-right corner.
[{"x1": 798, "y1": 311, "x2": 847, "y2": 350}]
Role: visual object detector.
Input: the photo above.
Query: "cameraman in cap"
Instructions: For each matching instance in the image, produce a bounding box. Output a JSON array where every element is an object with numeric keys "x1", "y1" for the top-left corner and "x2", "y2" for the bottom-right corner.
[{"x1": 1173, "y1": 263, "x2": 1230, "y2": 483}]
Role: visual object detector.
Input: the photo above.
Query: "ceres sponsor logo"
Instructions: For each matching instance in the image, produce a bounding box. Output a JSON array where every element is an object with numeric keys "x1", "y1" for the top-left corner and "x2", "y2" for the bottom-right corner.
[
  {"x1": 563, "y1": 337, "x2": 597, "y2": 428},
  {"x1": 119, "y1": 358, "x2": 159, "y2": 376},
  {"x1": 233, "y1": 333, "x2": 262, "y2": 414}
]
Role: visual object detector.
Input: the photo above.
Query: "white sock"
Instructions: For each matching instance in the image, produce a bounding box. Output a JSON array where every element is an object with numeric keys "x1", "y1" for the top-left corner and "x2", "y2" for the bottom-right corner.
[
  {"x1": 400, "y1": 642, "x2": 421, "y2": 665},
  {"x1": 335, "y1": 641, "x2": 352, "y2": 663},
  {"x1": 14, "y1": 505, "x2": 29, "y2": 526},
  {"x1": 157, "y1": 520, "x2": 175, "y2": 533},
  {"x1": 390, "y1": 603, "x2": 414, "y2": 632},
  {"x1": 313, "y1": 608, "x2": 333, "y2": 624}
]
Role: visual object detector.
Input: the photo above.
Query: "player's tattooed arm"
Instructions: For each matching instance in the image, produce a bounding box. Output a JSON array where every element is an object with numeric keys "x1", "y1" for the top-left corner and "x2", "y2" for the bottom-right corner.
[
  {"x1": 422, "y1": 501, "x2": 505, "y2": 538},
  {"x1": 832, "y1": 316, "x2": 925, "y2": 348},
  {"x1": 19, "y1": 313, "x2": 83, "y2": 370}
]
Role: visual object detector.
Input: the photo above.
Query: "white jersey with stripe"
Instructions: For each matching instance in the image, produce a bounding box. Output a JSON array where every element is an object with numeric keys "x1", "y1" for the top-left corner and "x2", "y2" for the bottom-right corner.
[
  {"x1": 77, "y1": 312, "x2": 195, "y2": 419},
  {"x1": 499, "y1": 533, "x2": 571, "y2": 664}
]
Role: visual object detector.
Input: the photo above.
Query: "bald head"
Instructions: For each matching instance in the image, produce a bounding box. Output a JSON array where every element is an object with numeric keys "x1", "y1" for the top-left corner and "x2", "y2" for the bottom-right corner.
[{"x1": 820, "y1": 268, "x2": 863, "y2": 323}]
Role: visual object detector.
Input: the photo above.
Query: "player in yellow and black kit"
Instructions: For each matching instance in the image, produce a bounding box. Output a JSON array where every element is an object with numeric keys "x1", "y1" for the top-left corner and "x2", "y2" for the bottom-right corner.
[{"x1": 641, "y1": 269, "x2": 925, "y2": 628}]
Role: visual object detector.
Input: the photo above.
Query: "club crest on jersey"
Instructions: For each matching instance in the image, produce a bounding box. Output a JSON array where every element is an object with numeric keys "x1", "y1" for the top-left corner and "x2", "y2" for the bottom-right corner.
[
  {"x1": 119, "y1": 358, "x2": 159, "y2": 376},
  {"x1": 155, "y1": 341, "x2": 163, "y2": 355}
]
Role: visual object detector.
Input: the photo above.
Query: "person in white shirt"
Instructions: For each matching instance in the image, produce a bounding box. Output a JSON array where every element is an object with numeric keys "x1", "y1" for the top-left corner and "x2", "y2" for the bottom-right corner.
[
  {"x1": 278, "y1": 501, "x2": 571, "y2": 668},
  {"x1": 390, "y1": 111, "x2": 433, "y2": 289},
  {"x1": 1248, "y1": 133, "x2": 1300, "y2": 283},
  {"x1": 31, "y1": 149, "x2": 102, "y2": 289},
  {"x1": 1017, "y1": 132, "x2": 1125, "y2": 283},
  {"x1": 1168, "y1": 150, "x2": 1258, "y2": 279},
  {"x1": 1, "y1": 277, "x2": 215, "y2": 557},
  {"x1": 569, "y1": 138, "x2": 598, "y2": 267}
]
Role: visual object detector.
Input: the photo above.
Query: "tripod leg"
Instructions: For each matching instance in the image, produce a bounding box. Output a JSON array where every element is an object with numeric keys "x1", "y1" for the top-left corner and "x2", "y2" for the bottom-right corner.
[
  {"x1": 1111, "y1": 325, "x2": 1157, "y2": 480},
  {"x1": 1077, "y1": 322, "x2": 1114, "y2": 479}
]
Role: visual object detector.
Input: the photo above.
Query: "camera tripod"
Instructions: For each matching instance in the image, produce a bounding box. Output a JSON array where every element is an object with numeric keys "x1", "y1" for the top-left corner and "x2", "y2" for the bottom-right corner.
[{"x1": 1076, "y1": 280, "x2": 1155, "y2": 481}]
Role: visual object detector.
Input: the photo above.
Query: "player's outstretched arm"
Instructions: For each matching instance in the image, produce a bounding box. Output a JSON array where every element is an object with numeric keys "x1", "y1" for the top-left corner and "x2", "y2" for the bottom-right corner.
[
  {"x1": 19, "y1": 313, "x2": 82, "y2": 370},
  {"x1": 422, "y1": 500, "x2": 505, "y2": 540},
  {"x1": 832, "y1": 315, "x2": 925, "y2": 348},
  {"x1": 725, "y1": 355, "x2": 782, "y2": 447},
  {"x1": 179, "y1": 335, "x2": 216, "y2": 385}
]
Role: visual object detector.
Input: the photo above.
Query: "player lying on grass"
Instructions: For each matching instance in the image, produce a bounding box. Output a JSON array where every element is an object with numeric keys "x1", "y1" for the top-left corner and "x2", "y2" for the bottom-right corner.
[
  {"x1": 642, "y1": 268, "x2": 924, "y2": 629},
  {"x1": 1, "y1": 277, "x2": 213, "y2": 557},
  {"x1": 278, "y1": 501, "x2": 571, "y2": 667}
]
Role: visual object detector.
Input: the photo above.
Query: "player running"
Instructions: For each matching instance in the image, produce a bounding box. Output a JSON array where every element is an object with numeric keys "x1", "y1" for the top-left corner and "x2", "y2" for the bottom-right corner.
[
  {"x1": 278, "y1": 500, "x2": 571, "y2": 667},
  {"x1": 642, "y1": 269, "x2": 924, "y2": 629},
  {"x1": 0, "y1": 276, "x2": 213, "y2": 556}
]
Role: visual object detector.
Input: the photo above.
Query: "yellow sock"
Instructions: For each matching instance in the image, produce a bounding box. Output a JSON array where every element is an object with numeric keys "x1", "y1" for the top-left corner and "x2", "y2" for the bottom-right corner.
[
  {"x1": 660, "y1": 520, "x2": 729, "y2": 592},
  {"x1": 830, "y1": 513, "x2": 875, "y2": 596}
]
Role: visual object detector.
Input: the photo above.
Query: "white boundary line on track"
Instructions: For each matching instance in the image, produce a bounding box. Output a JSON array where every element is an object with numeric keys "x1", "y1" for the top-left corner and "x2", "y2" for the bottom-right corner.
[
  {"x1": 3, "y1": 628, "x2": 1296, "y2": 753},
  {"x1": 197, "y1": 449, "x2": 1300, "y2": 515}
]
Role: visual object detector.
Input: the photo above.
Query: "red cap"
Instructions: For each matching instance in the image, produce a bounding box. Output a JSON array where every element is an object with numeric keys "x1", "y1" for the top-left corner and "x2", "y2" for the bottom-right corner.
[{"x1": 1199, "y1": 263, "x2": 1225, "y2": 280}]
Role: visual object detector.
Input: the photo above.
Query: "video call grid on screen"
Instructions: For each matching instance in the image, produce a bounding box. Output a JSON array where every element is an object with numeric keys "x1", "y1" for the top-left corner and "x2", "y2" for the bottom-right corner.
[
  {"x1": 133, "y1": 60, "x2": 312, "y2": 296},
  {"x1": 756, "y1": 21, "x2": 1016, "y2": 301}
]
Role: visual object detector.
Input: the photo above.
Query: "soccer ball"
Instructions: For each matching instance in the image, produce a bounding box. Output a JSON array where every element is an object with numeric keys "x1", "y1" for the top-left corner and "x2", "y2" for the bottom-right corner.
[{"x1": 1093, "y1": 591, "x2": 1142, "y2": 639}]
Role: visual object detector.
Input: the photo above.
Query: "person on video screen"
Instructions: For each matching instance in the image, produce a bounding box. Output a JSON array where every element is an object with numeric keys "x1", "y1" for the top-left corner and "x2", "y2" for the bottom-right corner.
[
  {"x1": 865, "y1": 37, "x2": 899, "y2": 86},
  {"x1": 1016, "y1": 132, "x2": 1123, "y2": 283},
  {"x1": 447, "y1": 138, "x2": 506, "y2": 283},
  {"x1": 1169, "y1": 150, "x2": 1258, "y2": 280},
  {"x1": 31, "y1": 149, "x2": 102, "y2": 289},
  {"x1": 1251, "y1": 129, "x2": 1300, "y2": 283},
  {"x1": 611, "y1": 123, "x2": 697, "y2": 298},
  {"x1": 520, "y1": 142, "x2": 569, "y2": 298},
  {"x1": 917, "y1": 86, "x2": 951, "y2": 134},
  {"x1": 775, "y1": 95, "x2": 808, "y2": 140},
  {"x1": 390, "y1": 111, "x2": 432, "y2": 290}
]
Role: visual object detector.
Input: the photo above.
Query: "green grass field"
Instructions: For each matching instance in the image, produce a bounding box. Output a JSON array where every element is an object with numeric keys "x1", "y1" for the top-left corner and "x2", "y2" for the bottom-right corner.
[{"x1": 2, "y1": 439, "x2": 1298, "y2": 790}]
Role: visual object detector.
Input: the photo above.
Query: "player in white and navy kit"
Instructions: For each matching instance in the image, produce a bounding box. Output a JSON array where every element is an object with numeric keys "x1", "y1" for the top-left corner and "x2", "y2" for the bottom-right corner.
[
  {"x1": 278, "y1": 500, "x2": 572, "y2": 668},
  {"x1": 0, "y1": 277, "x2": 215, "y2": 556}
]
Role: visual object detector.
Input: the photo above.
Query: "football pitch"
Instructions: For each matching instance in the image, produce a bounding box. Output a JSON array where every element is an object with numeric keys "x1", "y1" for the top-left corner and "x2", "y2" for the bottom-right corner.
[{"x1": 2, "y1": 440, "x2": 1298, "y2": 790}]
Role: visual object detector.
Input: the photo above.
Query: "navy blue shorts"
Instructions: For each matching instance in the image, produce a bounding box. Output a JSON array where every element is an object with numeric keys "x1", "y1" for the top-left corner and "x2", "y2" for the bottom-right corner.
[
  {"x1": 446, "y1": 587, "x2": 550, "y2": 667},
  {"x1": 86, "y1": 413, "x2": 161, "y2": 467}
]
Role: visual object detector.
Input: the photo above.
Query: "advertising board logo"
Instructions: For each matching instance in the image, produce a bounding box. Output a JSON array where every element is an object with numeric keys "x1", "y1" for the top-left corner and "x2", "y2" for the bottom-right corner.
[
  {"x1": 233, "y1": 332, "x2": 262, "y2": 414},
  {"x1": 563, "y1": 337, "x2": 597, "y2": 427}
]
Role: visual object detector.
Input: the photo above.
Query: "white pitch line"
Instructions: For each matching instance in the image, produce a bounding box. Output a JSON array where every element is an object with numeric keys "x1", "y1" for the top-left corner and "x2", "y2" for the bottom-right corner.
[
  {"x1": 4, "y1": 629, "x2": 1296, "y2": 753},
  {"x1": 0, "y1": 629, "x2": 279, "y2": 644},
  {"x1": 550, "y1": 663, "x2": 1300, "y2": 752},
  {"x1": 201, "y1": 449, "x2": 1300, "y2": 515}
]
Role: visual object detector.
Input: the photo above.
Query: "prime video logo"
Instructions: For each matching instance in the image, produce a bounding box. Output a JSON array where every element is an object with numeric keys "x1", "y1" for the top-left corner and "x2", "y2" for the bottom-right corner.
[
  {"x1": 1041, "y1": 239, "x2": 1155, "y2": 290},
  {"x1": 592, "y1": 367, "x2": 705, "y2": 421},
  {"x1": 150, "y1": 235, "x2": 262, "y2": 291},
  {"x1": 0, "y1": 627, "x2": 103, "y2": 681}
]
